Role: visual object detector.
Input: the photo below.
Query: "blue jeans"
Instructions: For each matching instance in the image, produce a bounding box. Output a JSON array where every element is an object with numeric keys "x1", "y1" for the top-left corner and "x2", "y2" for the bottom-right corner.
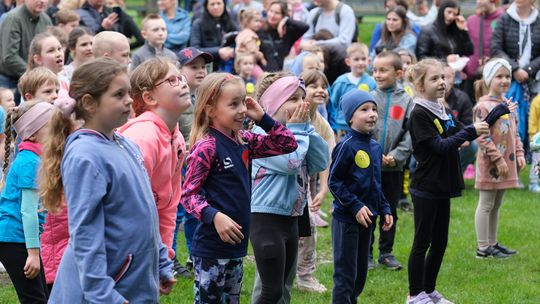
[
  {"x1": 172, "y1": 203, "x2": 198, "y2": 257},
  {"x1": 0, "y1": 74, "x2": 17, "y2": 90}
]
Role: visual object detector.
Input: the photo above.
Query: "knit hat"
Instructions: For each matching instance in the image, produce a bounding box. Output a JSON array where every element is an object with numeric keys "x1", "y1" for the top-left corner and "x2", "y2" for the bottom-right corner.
[
  {"x1": 340, "y1": 89, "x2": 376, "y2": 126},
  {"x1": 483, "y1": 58, "x2": 512, "y2": 86}
]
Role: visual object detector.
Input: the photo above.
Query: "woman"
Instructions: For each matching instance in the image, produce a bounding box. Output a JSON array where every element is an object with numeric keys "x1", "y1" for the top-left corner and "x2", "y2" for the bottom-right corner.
[
  {"x1": 158, "y1": 0, "x2": 191, "y2": 54},
  {"x1": 371, "y1": 5, "x2": 417, "y2": 60},
  {"x1": 189, "y1": 0, "x2": 237, "y2": 72},
  {"x1": 416, "y1": 0, "x2": 473, "y2": 61},
  {"x1": 61, "y1": 27, "x2": 94, "y2": 83},
  {"x1": 257, "y1": 0, "x2": 308, "y2": 71}
]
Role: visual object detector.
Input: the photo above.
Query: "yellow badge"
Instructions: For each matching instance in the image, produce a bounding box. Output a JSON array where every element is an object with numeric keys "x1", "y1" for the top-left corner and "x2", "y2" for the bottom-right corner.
[
  {"x1": 246, "y1": 82, "x2": 254, "y2": 94},
  {"x1": 433, "y1": 118, "x2": 443, "y2": 134},
  {"x1": 500, "y1": 114, "x2": 509, "y2": 120},
  {"x1": 355, "y1": 150, "x2": 370, "y2": 168},
  {"x1": 404, "y1": 86, "x2": 414, "y2": 97},
  {"x1": 358, "y1": 84, "x2": 370, "y2": 92}
]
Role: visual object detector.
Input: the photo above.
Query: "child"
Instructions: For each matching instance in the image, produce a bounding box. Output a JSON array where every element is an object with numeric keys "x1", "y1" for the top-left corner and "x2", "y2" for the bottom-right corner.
[
  {"x1": 473, "y1": 58, "x2": 524, "y2": 258},
  {"x1": 529, "y1": 93, "x2": 540, "y2": 192},
  {"x1": 0, "y1": 101, "x2": 55, "y2": 303},
  {"x1": 54, "y1": 9, "x2": 80, "y2": 36},
  {"x1": 328, "y1": 89, "x2": 393, "y2": 304},
  {"x1": 235, "y1": 8, "x2": 266, "y2": 78},
  {"x1": 289, "y1": 51, "x2": 325, "y2": 77},
  {"x1": 43, "y1": 58, "x2": 176, "y2": 303},
  {"x1": 405, "y1": 58, "x2": 510, "y2": 304},
  {"x1": 250, "y1": 72, "x2": 328, "y2": 302},
  {"x1": 27, "y1": 32, "x2": 65, "y2": 75},
  {"x1": 61, "y1": 26, "x2": 94, "y2": 84},
  {"x1": 0, "y1": 87, "x2": 15, "y2": 112},
  {"x1": 234, "y1": 53, "x2": 257, "y2": 94},
  {"x1": 369, "y1": 50, "x2": 413, "y2": 270},
  {"x1": 180, "y1": 73, "x2": 298, "y2": 303},
  {"x1": 118, "y1": 57, "x2": 191, "y2": 260},
  {"x1": 331, "y1": 43, "x2": 376, "y2": 135},
  {"x1": 18, "y1": 67, "x2": 60, "y2": 103},
  {"x1": 131, "y1": 14, "x2": 177, "y2": 70},
  {"x1": 92, "y1": 31, "x2": 132, "y2": 66}
]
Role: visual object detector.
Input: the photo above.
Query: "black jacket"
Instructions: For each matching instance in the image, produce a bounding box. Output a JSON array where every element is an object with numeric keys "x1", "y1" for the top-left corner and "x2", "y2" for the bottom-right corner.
[
  {"x1": 416, "y1": 24, "x2": 473, "y2": 60},
  {"x1": 446, "y1": 87, "x2": 473, "y2": 125},
  {"x1": 491, "y1": 13, "x2": 540, "y2": 76},
  {"x1": 257, "y1": 19, "x2": 308, "y2": 71}
]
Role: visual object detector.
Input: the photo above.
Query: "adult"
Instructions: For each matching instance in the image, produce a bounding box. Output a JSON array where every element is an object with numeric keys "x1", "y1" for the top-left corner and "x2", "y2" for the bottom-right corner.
[
  {"x1": 258, "y1": 0, "x2": 308, "y2": 71},
  {"x1": 371, "y1": 5, "x2": 417, "y2": 60},
  {"x1": 0, "y1": 0, "x2": 52, "y2": 90},
  {"x1": 416, "y1": 0, "x2": 473, "y2": 61},
  {"x1": 300, "y1": 0, "x2": 356, "y2": 50},
  {"x1": 158, "y1": 0, "x2": 191, "y2": 54},
  {"x1": 189, "y1": 0, "x2": 237, "y2": 72},
  {"x1": 0, "y1": 0, "x2": 15, "y2": 17},
  {"x1": 76, "y1": 0, "x2": 144, "y2": 49}
]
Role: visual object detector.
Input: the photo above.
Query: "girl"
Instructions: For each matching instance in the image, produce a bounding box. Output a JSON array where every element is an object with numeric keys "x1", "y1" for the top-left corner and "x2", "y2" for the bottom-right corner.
[
  {"x1": 235, "y1": 8, "x2": 266, "y2": 77},
  {"x1": 61, "y1": 27, "x2": 94, "y2": 84},
  {"x1": 371, "y1": 6, "x2": 417, "y2": 60},
  {"x1": 180, "y1": 72, "x2": 297, "y2": 303},
  {"x1": 0, "y1": 101, "x2": 55, "y2": 303},
  {"x1": 405, "y1": 58, "x2": 511, "y2": 304},
  {"x1": 119, "y1": 57, "x2": 191, "y2": 259},
  {"x1": 473, "y1": 58, "x2": 524, "y2": 258},
  {"x1": 27, "y1": 32, "x2": 65, "y2": 75},
  {"x1": 234, "y1": 53, "x2": 257, "y2": 93},
  {"x1": 250, "y1": 72, "x2": 328, "y2": 303},
  {"x1": 0, "y1": 87, "x2": 15, "y2": 112},
  {"x1": 42, "y1": 58, "x2": 176, "y2": 303}
]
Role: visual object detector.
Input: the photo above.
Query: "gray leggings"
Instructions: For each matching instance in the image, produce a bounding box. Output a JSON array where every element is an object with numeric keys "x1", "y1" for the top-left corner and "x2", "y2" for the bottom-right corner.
[{"x1": 475, "y1": 189, "x2": 505, "y2": 250}]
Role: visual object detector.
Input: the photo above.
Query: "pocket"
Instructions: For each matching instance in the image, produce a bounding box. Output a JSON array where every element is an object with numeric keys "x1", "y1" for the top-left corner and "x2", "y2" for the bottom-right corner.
[{"x1": 114, "y1": 253, "x2": 133, "y2": 283}]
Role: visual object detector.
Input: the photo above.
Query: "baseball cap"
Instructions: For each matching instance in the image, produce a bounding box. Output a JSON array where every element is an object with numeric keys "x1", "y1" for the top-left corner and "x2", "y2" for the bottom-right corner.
[{"x1": 177, "y1": 47, "x2": 213, "y2": 66}]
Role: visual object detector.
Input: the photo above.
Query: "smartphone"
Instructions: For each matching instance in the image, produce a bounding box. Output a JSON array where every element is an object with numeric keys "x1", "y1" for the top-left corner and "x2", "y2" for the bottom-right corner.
[{"x1": 112, "y1": 6, "x2": 122, "y2": 16}]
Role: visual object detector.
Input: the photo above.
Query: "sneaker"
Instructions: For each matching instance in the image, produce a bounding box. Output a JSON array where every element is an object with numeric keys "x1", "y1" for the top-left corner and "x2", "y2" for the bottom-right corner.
[
  {"x1": 378, "y1": 253, "x2": 402, "y2": 270},
  {"x1": 428, "y1": 290, "x2": 454, "y2": 304},
  {"x1": 493, "y1": 243, "x2": 518, "y2": 255},
  {"x1": 517, "y1": 180, "x2": 526, "y2": 189},
  {"x1": 476, "y1": 246, "x2": 509, "y2": 259},
  {"x1": 463, "y1": 164, "x2": 475, "y2": 180},
  {"x1": 529, "y1": 183, "x2": 540, "y2": 193},
  {"x1": 173, "y1": 258, "x2": 192, "y2": 278},
  {"x1": 312, "y1": 212, "x2": 328, "y2": 228},
  {"x1": 368, "y1": 256, "x2": 376, "y2": 270},
  {"x1": 399, "y1": 198, "x2": 414, "y2": 212},
  {"x1": 185, "y1": 257, "x2": 194, "y2": 271},
  {"x1": 406, "y1": 291, "x2": 435, "y2": 304},
  {"x1": 295, "y1": 275, "x2": 327, "y2": 293},
  {"x1": 0, "y1": 262, "x2": 5, "y2": 273}
]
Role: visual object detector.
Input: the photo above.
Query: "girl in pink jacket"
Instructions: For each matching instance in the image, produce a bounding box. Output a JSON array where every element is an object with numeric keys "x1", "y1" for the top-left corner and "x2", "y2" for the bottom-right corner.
[{"x1": 119, "y1": 57, "x2": 192, "y2": 259}]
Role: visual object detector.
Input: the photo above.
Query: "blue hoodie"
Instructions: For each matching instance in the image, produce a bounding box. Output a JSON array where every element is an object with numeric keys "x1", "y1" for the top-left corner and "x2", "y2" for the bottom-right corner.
[
  {"x1": 329, "y1": 129, "x2": 391, "y2": 224},
  {"x1": 49, "y1": 129, "x2": 172, "y2": 304},
  {"x1": 160, "y1": 8, "x2": 191, "y2": 53}
]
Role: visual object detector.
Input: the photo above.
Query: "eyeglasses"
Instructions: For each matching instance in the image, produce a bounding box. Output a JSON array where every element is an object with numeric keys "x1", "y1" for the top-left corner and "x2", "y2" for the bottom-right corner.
[{"x1": 155, "y1": 75, "x2": 187, "y2": 87}]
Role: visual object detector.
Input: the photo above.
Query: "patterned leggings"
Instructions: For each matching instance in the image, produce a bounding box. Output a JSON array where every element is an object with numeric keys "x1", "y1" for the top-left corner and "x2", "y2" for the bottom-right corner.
[{"x1": 193, "y1": 257, "x2": 243, "y2": 304}]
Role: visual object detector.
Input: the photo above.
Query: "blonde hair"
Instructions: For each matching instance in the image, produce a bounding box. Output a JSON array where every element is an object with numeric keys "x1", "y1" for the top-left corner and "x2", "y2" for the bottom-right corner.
[
  {"x1": 346, "y1": 42, "x2": 369, "y2": 57},
  {"x1": 299, "y1": 69, "x2": 329, "y2": 89},
  {"x1": 18, "y1": 67, "x2": 59, "y2": 100},
  {"x1": 58, "y1": 0, "x2": 85, "y2": 10},
  {"x1": 47, "y1": 26, "x2": 68, "y2": 49},
  {"x1": 2, "y1": 100, "x2": 44, "y2": 189},
  {"x1": 234, "y1": 53, "x2": 256, "y2": 74},
  {"x1": 27, "y1": 32, "x2": 61, "y2": 70},
  {"x1": 189, "y1": 73, "x2": 245, "y2": 148},
  {"x1": 405, "y1": 58, "x2": 443, "y2": 93},
  {"x1": 130, "y1": 57, "x2": 177, "y2": 116},
  {"x1": 40, "y1": 58, "x2": 128, "y2": 212},
  {"x1": 141, "y1": 13, "x2": 165, "y2": 30},
  {"x1": 55, "y1": 9, "x2": 80, "y2": 24},
  {"x1": 255, "y1": 72, "x2": 303, "y2": 102},
  {"x1": 237, "y1": 8, "x2": 260, "y2": 29}
]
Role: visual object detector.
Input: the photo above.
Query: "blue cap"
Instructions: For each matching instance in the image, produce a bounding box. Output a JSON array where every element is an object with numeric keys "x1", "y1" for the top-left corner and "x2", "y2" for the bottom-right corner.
[
  {"x1": 340, "y1": 89, "x2": 376, "y2": 126},
  {"x1": 177, "y1": 47, "x2": 213, "y2": 66}
]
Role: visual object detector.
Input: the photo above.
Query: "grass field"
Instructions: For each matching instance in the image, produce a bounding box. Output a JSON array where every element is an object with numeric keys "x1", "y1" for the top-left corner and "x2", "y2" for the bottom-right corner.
[{"x1": 1, "y1": 167, "x2": 539, "y2": 303}]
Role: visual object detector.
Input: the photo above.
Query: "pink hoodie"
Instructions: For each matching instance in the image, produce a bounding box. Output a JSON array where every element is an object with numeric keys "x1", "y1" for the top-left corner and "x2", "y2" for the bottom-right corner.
[{"x1": 118, "y1": 111, "x2": 186, "y2": 259}]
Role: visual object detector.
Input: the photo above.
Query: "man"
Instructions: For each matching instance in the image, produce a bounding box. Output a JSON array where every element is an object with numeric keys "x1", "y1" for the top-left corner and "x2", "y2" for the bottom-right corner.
[
  {"x1": 77, "y1": 0, "x2": 119, "y2": 34},
  {"x1": 0, "y1": 0, "x2": 52, "y2": 89}
]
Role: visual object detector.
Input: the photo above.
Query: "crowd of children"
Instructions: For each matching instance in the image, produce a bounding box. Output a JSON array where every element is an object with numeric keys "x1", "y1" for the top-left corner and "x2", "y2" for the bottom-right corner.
[{"x1": 0, "y1": 0, "x2": 539, "y2": 304}]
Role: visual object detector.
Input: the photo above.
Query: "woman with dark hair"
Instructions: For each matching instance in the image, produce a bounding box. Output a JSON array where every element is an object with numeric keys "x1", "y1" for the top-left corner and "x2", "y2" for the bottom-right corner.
[
  {"x1": 416, "y1": 0, "x2": 473, "y2": 61},
  {"x1": 371, "y1": 5, "x2": 417, "y2": 60},
  {"x1": 189, "y1": 0, "x2": 237, "y2": 72},
  {"x1": 257, "y1": 0, "x2": 308, "y2": 71},
  {"x1": 61, "y1": 26, "x2": 94, "y2": 82}
]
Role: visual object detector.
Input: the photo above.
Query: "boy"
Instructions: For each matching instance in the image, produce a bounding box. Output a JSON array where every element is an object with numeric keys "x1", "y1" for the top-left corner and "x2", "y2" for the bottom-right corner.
[
  {"x1": 329, "y1": 89, "x2": 393, "y2": 304},
  {"x1": 18, "y1": 67, "x2": 59, "y2": 103},
  {"x1": 55, "y1": 9, "x2": 80, "y2": 36},
  {"x1": 331, "y1": 43, "x2": 376, "y2": 135},
  {"x1": 173, "y1": 46, "x2": 213, "y2": 277},
  {"x1": 92, "y1": 31, "x2": 131, "y2": 66},
  {"x1": 131, "y1": 14, "x2": 177, "y2": 70},
  {"x1": 369, "y1": 51, "x2": 413, "y2": 270}
]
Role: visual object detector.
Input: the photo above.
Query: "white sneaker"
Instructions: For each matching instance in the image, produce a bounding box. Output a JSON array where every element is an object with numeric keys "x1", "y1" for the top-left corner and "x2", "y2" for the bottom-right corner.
[
  {"x1": 428, "y1": 290, "x2": 454, "y2": 304},
  {"x1": 295, "y1": 275, "x2": 327, "y2": 293},
  {"x1": 406, "y1": 291, "x2": 435, "y2": 304},
  {"x1": 0, "y1": 262, "x2": 5, "y2": 273}
]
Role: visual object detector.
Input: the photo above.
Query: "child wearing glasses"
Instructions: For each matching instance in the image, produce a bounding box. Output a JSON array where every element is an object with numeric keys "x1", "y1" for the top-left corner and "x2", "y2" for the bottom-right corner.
[{"x1": 119, "y1": 57, "x2": 191, "y2": 260}]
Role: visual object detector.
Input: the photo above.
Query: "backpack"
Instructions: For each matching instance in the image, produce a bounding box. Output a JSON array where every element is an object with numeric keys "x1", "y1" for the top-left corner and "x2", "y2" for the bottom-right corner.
[{"x1": 311, "y1": 2, "x2": 358, "y2": 43}]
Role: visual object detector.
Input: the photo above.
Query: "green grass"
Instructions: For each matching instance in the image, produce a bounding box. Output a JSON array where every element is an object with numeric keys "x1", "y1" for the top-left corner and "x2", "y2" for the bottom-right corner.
[{"x1": 1, "y1": 167, "x2": 539, "y2": 303}]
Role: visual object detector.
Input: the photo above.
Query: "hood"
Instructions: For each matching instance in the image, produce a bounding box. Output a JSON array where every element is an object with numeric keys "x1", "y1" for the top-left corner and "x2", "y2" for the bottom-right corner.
[
  {"x1": 65, "y1": 128, "x2": 114, "y2": 149},
  {"x1": 507, "y1": 3, "x2": 538, "y2": 25}
]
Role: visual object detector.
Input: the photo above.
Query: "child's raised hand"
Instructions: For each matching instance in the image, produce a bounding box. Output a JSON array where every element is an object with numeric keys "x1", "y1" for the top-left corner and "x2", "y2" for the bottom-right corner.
[
  {"x1": 286, "y1": 102, "x2": 310, "y2": 124},
  {"x1": 24, "y1": 248, "x2": 41, "y2": 279},
  {"x1": 245, "y1": 96, "x2": 264, "y2": 122},
  {"x1": 160, "y1": 277, "x2": 177, "y2": 295},
  {"x1": 503, "y1": 96, "x2": 518, "y2": 113},
  {"x1": 382, "y1": 214, "x2": 393, "y2": 231},
  {"x1": 355, "y1": 206, "x2": 373, "y2": 228},
  {"x1": 473, "y1": 121, "x2": 489, "y2": 135},
  {"x1": 496, "y1": 161, "x2": 509, "y2": 179},
  {"x1": 213, "y1": 212, "x2": 244, "y2": 244}
]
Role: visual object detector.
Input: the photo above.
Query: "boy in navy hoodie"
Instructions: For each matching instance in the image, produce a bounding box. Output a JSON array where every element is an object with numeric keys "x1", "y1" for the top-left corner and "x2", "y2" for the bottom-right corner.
[{"x1": 329, "y1": 89, "x2": 393, "y2": 304}]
